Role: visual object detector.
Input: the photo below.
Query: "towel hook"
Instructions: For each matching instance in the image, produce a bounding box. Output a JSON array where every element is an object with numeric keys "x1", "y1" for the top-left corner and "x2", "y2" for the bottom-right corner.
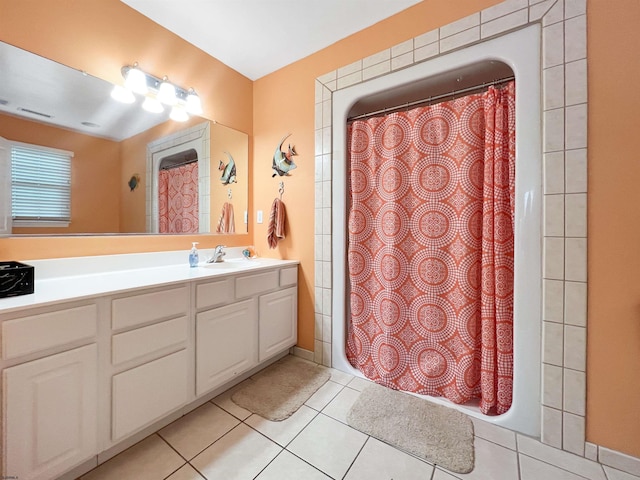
[
  {"x1": 278, "y1": 181, "x2": 285, "y2": 200},
  {"x1": 228, "y1": 188, "x2": 232, "y2": 200}
]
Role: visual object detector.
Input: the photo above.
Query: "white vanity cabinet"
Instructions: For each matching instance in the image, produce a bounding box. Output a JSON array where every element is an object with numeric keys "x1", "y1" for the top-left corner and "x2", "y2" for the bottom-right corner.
[
  {"x1": 196, "y1": 299, "x2": 258, "y2": 396},
  {"x1": 0, "y1": 258, "x2": 298, "y2": 480},
  {"x1": 110, "y1": 285, "x2": 190, "y2": 442},
  {"x1": 259, "y1": 287, "x2": 297, "y2": 361},
  {"x1": 1, "y1": 302, "x2": 99, "y2": 480}
]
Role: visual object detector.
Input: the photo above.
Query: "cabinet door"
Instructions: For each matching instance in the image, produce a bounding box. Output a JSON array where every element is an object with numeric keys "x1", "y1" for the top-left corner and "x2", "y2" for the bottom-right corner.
[
  {"x1": 112, "y1": 349, "x2": 188, "y2": 442},
  {"x1": 196, "y1": 299, "x2": 258, "y2": 396},
  {"x1": 259, "y1": 287, "x2": 298, "y2": 361},
  {"x1": 3, "y1": 344, "x2": 98, "y2": 480},
  {"x1": 0, "y1": 137, "x2": 11, "y2": 236}
]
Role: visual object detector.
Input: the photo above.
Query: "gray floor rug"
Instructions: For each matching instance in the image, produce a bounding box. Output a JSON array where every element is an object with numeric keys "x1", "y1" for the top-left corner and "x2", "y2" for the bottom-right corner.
[
  {"x1": 231, "y1": 355, "x2": 331, "y2": 421},
  {"x1": 347, "y1": 383, "x2": 475, "y2": 474}
]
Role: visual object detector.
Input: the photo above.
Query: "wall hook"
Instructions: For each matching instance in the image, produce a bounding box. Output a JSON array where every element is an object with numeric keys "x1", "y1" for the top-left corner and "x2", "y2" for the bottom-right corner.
[
  {"x1": 228, "y1": 188, "x2": 232, "y2": 200},
  {"x1": 279, "y1": 181, "x2": 285, "y2": 200}
]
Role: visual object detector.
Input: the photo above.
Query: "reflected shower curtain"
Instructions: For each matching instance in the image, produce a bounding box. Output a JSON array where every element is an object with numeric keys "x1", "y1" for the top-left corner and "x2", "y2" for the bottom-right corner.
[
  {"x1": 158, "y1": 162, "x2": 199, "y2": 233},
  {"x1": 346, "y1": 82, "x2": 515, "y2": 414}
]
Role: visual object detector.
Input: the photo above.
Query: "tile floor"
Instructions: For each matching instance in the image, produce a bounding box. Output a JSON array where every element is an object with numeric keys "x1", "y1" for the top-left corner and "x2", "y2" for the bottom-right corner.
[{"x1": 79, "y1": 362, "x2": 639, "y2": 480}]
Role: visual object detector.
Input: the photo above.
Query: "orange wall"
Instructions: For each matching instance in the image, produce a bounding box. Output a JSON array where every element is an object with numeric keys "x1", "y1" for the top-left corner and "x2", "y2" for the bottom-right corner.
[
  {"x1": 0, "y1": 113, "x2": 120, "y2": 233},
  {"x1": 252, "y1": 0, "x2": 503, "y2": 354},
  {"x1": 0, "y1": 0, "x2": 253, "y2": 258},
  {"x1": 586, "y1": 0, "x2": 640, "y2": 457},
  {"x1": 2, "y1": 0, "x2": 640, "y2": 458}
]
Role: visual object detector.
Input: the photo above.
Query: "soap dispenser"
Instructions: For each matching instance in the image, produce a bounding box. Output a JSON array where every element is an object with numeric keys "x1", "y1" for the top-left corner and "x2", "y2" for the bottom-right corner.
[{"x1": 189, "y1": 242, "x2": 199, "y2": 267}]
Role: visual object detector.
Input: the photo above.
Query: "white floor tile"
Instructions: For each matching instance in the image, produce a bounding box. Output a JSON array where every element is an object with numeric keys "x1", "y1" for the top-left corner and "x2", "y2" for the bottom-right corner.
[
  {"x1": 518, "y1": 434, "x2": 607, "y2": 480},
  {"x1": 191, "y1": 424, "x2": 281, "y2": 480},
  {"x1": 329, "y1": 367, "x2": 355, "y2": 385},
  {"x1": 305, "y1": 380, "x2": 344, "y2": 411},
  {"x1": 322, "y1": 386, "x2": 361, "y2": 424},
  {"x1": 347, "y1": 376, "x2": 373, "y2": 391},
  {"x1": 433, "y1": 469, "x2": 462, "y2": 480},
  {"x1": 288, "y1": 413, "x2": 368, "y2": 479},
  {"x1": 255, "y1": 450, "x2": 332, "y2": 480},
  {"x1": 438, "y1": 437, "x2": 519, "y2": 480},
  {"x1": 604, "y1": 465, "x2": 640, "y2": 480},
  {"x1": 159, "y1": 402, "x2": 240, "y2": 460},
  {"x1": 80, "y1": 435, "x2": 185, "y2": 480},
  {"x1": 344, "y1": 437, "x2": 434, "y2": 480},
  {"x1": 245, "y1": 405, "x2": 318, "y2": 446},
  {"x1": 471, "y1": 417, "x2": 517, "y2": 450},
  {"x1": 165, "y1": 464, "x2": 205, "y2": 480},
  {"x1": 212, "y1": 385, "x2": 252, "y2": 420},
  {"x1": 520, "y1": 453, "x2": 590, "y2": 480}
]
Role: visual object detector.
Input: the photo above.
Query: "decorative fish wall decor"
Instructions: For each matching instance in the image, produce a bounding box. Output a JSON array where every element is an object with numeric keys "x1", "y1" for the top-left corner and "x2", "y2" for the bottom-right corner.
[
  {"x1": 128, "y1": 173, "x2": 141, "y2": 192},
  {"x1": 219, "y1": 151, "x2": 237, "y2": 185},
  {"x1": 272, "y1": 133, "x2": 298, "y2": 177}
]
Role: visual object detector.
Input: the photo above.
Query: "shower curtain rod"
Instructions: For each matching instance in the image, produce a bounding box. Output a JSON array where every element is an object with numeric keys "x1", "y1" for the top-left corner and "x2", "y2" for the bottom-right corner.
[
  {"x1": 159, "y1": 158, "x2": 198, "y2": 171},
  {"x1": 347, "y1": 75, "x2": 515, "y2": 122}
]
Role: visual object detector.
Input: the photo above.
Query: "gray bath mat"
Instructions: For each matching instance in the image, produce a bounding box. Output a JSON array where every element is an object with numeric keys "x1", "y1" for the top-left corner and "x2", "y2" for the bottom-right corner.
[
  {"x1": 347, "y1": 383, "x2": 475, "y2": 474},
  {"x1": 231, "y1": 355, "x2": 330, "y2": 421}
]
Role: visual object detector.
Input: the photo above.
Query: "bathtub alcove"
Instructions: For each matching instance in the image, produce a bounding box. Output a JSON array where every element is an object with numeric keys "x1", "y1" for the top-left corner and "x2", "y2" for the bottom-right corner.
[{"x1": 331, "y1": 25, "x2": 542, "y2": 436}]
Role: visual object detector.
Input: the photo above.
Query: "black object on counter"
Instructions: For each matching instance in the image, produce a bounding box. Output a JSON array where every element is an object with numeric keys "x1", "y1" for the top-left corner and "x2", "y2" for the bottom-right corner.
[{"x1": 0, "y1": 262, "x2": 34, "y2": 298}]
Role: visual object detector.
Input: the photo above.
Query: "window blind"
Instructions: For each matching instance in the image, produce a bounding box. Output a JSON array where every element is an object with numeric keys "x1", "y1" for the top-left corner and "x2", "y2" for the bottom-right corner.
[{"x1": 11, "y1": 142, "x2": 72, "y2": 225}]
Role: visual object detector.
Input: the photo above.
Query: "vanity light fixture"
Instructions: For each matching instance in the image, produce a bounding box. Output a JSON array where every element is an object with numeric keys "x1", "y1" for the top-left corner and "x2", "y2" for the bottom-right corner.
[
  {"x1": 110, "y1": 85, "x2": 135, "y2": 104},
  {"x1": 157, "y1": 77, "x2": 178, "y2": 106},
  {"x1": 142, "y1": 96, "x2": 164, "y2": 114},
  {"x1": 112, "y1": 64, "x2": 204, "y2": 119},
  {"x1": 123, "y1": 64, "x2": 148, "y2": 94},
  {"x1": 186, "y1": 88, "x2": 203, "y2": 115},
  {"x1": 169, "y1": 105, "x2": 189, "y2": 122}
]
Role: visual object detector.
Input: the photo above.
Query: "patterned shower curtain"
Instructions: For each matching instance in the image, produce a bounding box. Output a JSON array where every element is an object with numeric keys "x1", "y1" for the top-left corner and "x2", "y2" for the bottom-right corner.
[
  {"x1": 158, "y1": 162, "x2": 199, "y2": 234},
  {"x1": 346, "y1": 82, "x2": 515, "y2": 414}
]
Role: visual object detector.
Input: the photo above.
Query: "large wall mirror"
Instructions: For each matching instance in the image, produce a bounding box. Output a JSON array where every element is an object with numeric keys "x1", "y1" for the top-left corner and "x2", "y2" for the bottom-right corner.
[{"x1": 0, "y1": 41, "x2": 248, "y2": 236}]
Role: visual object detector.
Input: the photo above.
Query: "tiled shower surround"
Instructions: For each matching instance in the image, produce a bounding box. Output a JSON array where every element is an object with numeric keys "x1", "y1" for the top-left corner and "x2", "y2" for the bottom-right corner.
[{"x1": 312, "y1": 0, "x2": 640, "y2": 477}]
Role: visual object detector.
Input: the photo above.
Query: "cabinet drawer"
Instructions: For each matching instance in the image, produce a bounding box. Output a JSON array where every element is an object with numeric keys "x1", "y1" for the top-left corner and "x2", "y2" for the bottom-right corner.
[
  {"x1": 196, "y1": 277, "x2": 234, "y2": 310},
  {"x1": 2, "y1": 304, "x2": 97, "y2": 360},
  {"x1": 280, "y1": 267, "x2": 298, "y2": 287},
  {"x1": 112, "y1": 349, "x2": 188, "y2": 441},
  {"x1": 235, "y1": 270, "x2": 279, "y2": 299},
  {"x1": 112, "y1": 286, "x2": 188, "y2": 330},
  {"x1": 112, "y1": 316, "x2": 188, "y2": 366}
]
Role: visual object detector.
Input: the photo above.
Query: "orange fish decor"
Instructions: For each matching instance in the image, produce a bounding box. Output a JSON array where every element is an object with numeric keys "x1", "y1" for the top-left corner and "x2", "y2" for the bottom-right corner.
[{"x1": 272, "y1": 133, "x2": 298, "y2": 177}]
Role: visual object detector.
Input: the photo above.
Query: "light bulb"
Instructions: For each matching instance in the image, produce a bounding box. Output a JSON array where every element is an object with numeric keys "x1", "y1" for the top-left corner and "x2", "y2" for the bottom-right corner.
[
  {"x1": 110, "y1": 85, "x2": 135, "y2": 104},
  {"x1": 170, "y1": 105, "x2": 189, "y2": 122},
  {"x1": 142, "y1": 97, "x2": 164, "y2": 113},
  {"x1": 185, "y1": 90, "x2": 203, "y2": 115},
  {"x1": 124, "y1": 66, "x2": 147, "y2": 94},
  {"x1": 157, "y1": 78, "x2": 177, "y2": 105}
]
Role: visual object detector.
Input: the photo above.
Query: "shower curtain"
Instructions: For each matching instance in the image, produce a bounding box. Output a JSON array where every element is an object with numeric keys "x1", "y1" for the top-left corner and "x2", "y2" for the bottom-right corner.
[
  {"x1": 158, "y1": 162, "x2": 199, "y2": 233},
  {"x1": 346, "y1": 82, "x2": 515, "y2": 415}
]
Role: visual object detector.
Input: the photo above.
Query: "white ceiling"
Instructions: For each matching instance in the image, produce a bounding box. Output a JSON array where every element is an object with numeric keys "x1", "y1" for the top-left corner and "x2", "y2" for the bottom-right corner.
[{"x1": 120, "y1": 0, "x2": 422, "y2": 80}]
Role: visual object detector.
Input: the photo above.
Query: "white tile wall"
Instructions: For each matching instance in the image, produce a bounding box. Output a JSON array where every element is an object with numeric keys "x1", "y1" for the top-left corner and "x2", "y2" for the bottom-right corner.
[{"x1": 311, "y1": 0, "x2": 637, "y2": 475}]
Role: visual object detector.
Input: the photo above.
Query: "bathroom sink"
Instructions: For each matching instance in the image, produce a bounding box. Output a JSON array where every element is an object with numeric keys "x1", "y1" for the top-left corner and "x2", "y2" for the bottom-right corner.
[
  {"x1": 201, "y1": 261, "x2": 241, "y2": 269},
  {"x1": 201, "y1": 258, "x2": 262, "y2": 269}
]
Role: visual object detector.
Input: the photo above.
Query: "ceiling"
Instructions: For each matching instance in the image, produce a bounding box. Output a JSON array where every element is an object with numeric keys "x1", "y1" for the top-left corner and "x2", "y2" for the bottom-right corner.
[{"x1": 120, "y1": 0, "x2": 423, "y2": 80}]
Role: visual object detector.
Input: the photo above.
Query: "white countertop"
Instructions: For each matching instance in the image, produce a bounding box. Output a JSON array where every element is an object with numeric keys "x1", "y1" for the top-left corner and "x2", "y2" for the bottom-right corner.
[{"x1": 0, "y1": 250, "x2": 298, "y2": 314}]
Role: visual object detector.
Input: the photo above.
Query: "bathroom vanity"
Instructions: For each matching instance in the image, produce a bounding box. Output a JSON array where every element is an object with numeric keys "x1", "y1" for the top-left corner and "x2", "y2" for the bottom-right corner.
[{"x1": 0, "y1": 250, "x2": 298, "y2": 480}]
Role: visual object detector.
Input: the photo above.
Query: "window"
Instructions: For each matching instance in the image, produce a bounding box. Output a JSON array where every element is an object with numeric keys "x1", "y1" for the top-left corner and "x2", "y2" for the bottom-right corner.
[{"x1": 11, "y1": 142, "x2": 72, "y2": 226}]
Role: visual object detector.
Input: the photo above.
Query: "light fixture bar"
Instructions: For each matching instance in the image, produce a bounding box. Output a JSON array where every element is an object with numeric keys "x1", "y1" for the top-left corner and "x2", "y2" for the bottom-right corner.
[{"x1": 121, "y1": 65, "x2": 199, "y2": 108}]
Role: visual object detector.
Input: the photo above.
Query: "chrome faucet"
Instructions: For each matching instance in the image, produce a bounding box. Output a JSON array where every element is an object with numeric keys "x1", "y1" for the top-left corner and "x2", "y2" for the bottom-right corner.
[{"x1": 207, "y1": 245, "x2": 226, "y2": 263}]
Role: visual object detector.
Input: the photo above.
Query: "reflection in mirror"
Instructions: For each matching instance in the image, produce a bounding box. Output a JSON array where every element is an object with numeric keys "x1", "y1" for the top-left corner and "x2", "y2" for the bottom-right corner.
[{"x1": 0, "y1": 41, "x2": 249, "y2": 236}]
